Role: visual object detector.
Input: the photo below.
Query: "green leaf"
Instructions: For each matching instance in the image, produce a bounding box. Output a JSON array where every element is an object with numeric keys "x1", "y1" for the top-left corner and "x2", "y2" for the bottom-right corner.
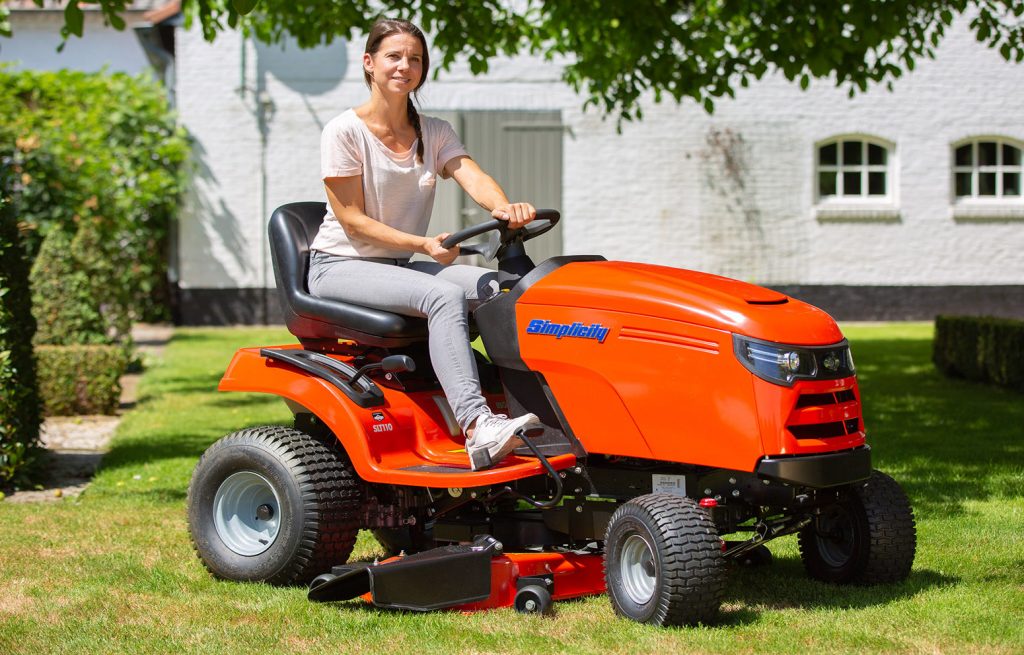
[
  {"x1": 64, "y1": 2, "x2": 84, "y2": 38},
  {"x1": 232, "y1": 0, "x2": 260, "y2": 16}
]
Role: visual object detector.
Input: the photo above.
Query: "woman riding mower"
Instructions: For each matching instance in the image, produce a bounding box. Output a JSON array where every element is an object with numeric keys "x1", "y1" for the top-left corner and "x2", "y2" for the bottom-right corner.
[{"x1": 306, "y1": 18, "x2": 542, "y2": 470}]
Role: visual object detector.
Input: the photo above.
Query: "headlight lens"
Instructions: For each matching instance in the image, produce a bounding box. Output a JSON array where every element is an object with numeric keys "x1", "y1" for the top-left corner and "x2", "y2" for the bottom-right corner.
[{"x1": 733, "y1": 335, "x2": 855, "y2": 386}]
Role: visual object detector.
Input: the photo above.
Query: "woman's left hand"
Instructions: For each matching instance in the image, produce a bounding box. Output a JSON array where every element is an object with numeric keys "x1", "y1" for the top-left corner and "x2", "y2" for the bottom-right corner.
[{"x1": 491, "y1": 202, "x2": 536, "y2": 229}]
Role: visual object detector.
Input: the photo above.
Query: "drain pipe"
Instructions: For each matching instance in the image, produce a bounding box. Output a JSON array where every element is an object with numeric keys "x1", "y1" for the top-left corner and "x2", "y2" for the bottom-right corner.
[{"x1": 238, "y1": 36, "x2": 274, "y2": 323}]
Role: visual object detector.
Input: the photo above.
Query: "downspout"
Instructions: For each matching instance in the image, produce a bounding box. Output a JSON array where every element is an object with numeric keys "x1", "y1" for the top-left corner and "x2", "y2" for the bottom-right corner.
[{"x1": 238, "y1": 36, "x2": 274, "y2": 324}]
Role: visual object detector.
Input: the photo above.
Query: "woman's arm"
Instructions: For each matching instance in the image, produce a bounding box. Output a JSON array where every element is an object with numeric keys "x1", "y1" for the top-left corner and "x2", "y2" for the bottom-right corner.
[
  {"x1": 445, "y1": 156, "x2": 536, "y2": 228},
  {"x1": 325, "y1": 176, "x2": 459, "y2": 264}
]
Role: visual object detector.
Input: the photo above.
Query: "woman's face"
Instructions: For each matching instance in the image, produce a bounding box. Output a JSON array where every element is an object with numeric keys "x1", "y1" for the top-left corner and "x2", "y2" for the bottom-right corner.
[{"x1": 365, "y1": 33, "x2": 424, "y2": 96}]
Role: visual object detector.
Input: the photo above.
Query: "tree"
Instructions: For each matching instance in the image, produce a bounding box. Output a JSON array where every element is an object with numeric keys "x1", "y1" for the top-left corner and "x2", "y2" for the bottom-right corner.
[{"x1": 2, "y1": 1, "x2": 1023, "y2": 121}]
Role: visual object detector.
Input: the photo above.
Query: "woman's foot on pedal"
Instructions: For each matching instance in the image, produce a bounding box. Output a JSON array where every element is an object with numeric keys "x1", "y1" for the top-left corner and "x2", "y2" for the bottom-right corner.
[{"x1": 467, "y1": 412, "x2": 544, "y2": 471}]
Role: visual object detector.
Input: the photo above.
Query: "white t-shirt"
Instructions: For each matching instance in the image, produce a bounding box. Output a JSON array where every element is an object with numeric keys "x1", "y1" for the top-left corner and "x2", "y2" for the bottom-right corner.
[{"x1": 311, "y1": 109, "x2": 469, "y2": 258}]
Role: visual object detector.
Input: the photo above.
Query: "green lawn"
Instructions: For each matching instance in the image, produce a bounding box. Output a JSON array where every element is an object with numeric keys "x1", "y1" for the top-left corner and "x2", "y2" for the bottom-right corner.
[{"x1": 1, "y1": 324, "x2": 1021, "y2": 654}]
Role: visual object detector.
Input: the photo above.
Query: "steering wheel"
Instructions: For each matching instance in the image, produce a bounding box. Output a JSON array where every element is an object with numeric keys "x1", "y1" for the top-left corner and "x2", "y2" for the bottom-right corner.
[{"x1": 440, "y1": 209, "x2": 560, "y2": 261}]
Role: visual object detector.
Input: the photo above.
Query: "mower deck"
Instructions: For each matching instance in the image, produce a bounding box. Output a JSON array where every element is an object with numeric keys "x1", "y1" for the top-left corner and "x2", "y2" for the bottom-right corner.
[{"x1": 308, "y1": 535, "x2": 606, "y2": 614}]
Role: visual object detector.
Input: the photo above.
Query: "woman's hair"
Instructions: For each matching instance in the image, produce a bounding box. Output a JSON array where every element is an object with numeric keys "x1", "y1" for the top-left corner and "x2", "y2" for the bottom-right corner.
[{"x1": 364, "y1": 19, "x2": 429, "y2": 164}]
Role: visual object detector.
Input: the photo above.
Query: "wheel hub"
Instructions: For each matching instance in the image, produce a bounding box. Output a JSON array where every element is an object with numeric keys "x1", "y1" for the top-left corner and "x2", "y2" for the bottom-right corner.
[
  {"x1": 213, "y1": 471, "x2": 282, "y2": 556},
  {"x1": 816, "y1": 506, "x2": 856, "y2": 568},
  {"x1": 620, "y1": 533, "x2": 657, "y2": 605}
]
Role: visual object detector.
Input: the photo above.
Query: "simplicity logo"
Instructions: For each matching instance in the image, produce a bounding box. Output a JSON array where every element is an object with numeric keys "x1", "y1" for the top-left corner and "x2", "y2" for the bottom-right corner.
[{"x1": 525, "y1": 319, "x2": 610, "y2": 343}]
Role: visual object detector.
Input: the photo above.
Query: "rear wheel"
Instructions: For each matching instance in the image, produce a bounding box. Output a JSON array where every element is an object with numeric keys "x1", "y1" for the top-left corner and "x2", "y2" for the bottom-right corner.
[
  {"x1": 799, "y1": 469, "x2": 916, "y2": 584},
  {"x1": 604, "y1": 494, "x2": 725, "y2": 626},
  {"x1": 187, "y1": 425, "x2": 361, "y2": 584}
]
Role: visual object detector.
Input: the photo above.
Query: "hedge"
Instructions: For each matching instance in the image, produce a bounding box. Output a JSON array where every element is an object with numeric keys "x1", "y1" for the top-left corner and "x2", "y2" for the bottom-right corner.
[
  {"x1": 933, "y1": 315, "x2": 1024, "y2": 393},
  {"x1": 0, "y1": 68, "x2": 190, "y2": 328},
  {"x1": 0, "y1": 160, "x2": 42, "y2": 487},
  {"x1": 35, "y1": 345, "x2": 129, "y2": 416}
]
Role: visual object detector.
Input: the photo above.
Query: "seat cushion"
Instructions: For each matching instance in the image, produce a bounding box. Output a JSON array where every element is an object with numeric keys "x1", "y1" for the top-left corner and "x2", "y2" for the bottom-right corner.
[{"x1": 269, "y1": 202, "x2": 428, "y2": 347}]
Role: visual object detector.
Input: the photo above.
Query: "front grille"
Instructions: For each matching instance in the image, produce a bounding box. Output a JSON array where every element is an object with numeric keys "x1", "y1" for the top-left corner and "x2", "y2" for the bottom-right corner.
[
  {"x1": 794, "y1": 389, "x2": 857, "y2": 408},
  {"x1": 789, "y1": 422, "x2": 848, "y2": 439},
  {"x1": 788, "y1": 389, "x2": 861, "y2": 439}
]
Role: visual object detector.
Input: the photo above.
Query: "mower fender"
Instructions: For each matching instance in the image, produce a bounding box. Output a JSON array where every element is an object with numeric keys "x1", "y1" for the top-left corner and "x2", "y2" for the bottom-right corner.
[
  {"x1": 219, "y1": 346, "x2": 382, "y2": 478},
  {"x1": 219, "y1": 347, "x2": 576, "y2": 487}
]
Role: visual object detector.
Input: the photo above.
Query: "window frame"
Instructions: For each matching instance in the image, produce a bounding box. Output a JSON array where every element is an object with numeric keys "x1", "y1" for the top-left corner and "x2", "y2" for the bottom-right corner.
[
  {"x1": 950, "y1": 136, "x2": 1024, "y2": 223},
  {"x1": 813, "y1": 135, "x2": 899, "y2": 223}
]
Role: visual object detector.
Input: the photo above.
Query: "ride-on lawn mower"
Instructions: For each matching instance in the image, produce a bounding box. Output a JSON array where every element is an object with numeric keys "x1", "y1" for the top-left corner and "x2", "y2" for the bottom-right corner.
[{"x1": 187, "y1": 202, "x2": 917, "y2": 626}]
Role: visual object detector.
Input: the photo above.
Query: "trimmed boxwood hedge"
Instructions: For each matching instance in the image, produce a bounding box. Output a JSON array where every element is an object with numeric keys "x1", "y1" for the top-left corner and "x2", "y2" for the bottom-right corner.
[
  {"x1": 35, "y1": 345, "x2": 128, "y2": 416},
  {"x1": 933, "y1": 316, "x2": 1024, "y2": 393}
]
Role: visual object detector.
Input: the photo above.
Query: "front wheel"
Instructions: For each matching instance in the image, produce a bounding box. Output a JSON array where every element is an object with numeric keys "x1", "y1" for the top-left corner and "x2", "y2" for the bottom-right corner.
[
  {"x1": 799, "y1": 469, "x2": 916, "y2": 584},
  {"x1": 187, "y1": 425, "x2": 361, "y2": 584},
  {"x1": 604, "y1": 494, "x2": 725, "y2": 626}
]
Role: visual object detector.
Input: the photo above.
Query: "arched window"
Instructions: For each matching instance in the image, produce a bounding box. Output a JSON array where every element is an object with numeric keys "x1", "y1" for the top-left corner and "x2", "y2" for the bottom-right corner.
[
  {"x1": 953, "y1": 138, "x2": 1021, "y2": 199},
  {"x1": 817, "y1": 138, "x2": 892, "y2": 200}
]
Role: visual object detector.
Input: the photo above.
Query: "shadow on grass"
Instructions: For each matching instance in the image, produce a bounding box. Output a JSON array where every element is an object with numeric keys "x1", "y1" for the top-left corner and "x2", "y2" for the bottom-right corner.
[
  {"x1": 722, "y1": 557, "x2": 956, "y2": 618},
  {"x1": 99, "y1": 419, "x2": 288, "y2": 473},
  {"x1": 851, "y1": 337, "x2": 1024, "y2": 518}
]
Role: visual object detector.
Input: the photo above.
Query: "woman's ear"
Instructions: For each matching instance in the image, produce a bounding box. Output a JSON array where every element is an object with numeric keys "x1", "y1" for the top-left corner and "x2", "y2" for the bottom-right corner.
[{"x1": 363, "y1": 52, "x2": 373, "y2": 76}]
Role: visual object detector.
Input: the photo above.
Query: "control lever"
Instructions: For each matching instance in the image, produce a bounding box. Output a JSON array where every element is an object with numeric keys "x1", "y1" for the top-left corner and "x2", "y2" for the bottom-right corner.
[{"x1": 349, "y1": 355, "x2": 416, "y2": 387}]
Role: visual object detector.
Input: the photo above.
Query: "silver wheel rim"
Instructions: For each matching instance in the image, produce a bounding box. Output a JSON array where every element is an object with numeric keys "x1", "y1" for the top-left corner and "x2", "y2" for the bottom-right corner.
[
  {"x1": 620, "y1": 533, "x2": 657, "y2": 605},
  {"x1": 816, "y1": 506, "x2": 855, "y2": 568},
  {"x1": 213, "y1": 471, "x2": 281, "y2": 556}
]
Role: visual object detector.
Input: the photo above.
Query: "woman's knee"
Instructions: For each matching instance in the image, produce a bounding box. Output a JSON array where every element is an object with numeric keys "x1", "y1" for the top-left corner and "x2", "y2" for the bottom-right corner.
[{"x1": 424, "y1": 281, "x2": 468, "y2": 315}]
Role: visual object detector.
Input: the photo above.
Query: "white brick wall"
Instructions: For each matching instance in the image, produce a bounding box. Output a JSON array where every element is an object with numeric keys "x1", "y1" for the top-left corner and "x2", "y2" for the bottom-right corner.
[{"x1": 176, "y1": 18, "x2": 1024, "y2": 291}]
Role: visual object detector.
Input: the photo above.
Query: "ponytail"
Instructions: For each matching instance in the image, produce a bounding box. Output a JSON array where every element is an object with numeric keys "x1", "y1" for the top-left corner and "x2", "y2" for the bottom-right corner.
[{"x1": 407, "y1": 97, "x2": 424, "y2": 165}]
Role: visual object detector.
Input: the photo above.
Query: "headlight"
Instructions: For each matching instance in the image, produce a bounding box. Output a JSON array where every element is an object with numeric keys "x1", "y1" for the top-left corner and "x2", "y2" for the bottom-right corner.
[{"x1": 733, "y1": 335, "x2": 855, "y2": 386}]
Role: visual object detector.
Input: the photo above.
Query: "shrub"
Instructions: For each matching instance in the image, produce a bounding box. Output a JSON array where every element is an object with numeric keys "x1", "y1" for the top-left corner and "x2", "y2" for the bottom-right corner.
[
  {"x1": 0, "y1": 68, "x2": 190, "y2": 325},
  {"x1": 934, "y1": 316, "x2": 1024, "y2": 393},
  {"x1": 35, "y1": 345, "x2": 128, "y2": 416},
  {"x1": 0, "y1": 160, "x2": 42, "y2": 487},
  {"x1": 31, "y1": 220, "x2": 130, "y2": 349}
]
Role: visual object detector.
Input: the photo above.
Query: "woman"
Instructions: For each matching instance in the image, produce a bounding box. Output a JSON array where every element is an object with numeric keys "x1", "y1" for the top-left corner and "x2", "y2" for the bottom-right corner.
[{"x1": 307, "y1": 18, "x2": 542, "y2": 471}]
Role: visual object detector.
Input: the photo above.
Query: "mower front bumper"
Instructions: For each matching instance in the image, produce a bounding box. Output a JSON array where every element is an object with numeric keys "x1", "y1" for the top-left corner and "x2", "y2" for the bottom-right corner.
[{"x1": 756, "y1": 445, "x2": 871, "y2": 488}]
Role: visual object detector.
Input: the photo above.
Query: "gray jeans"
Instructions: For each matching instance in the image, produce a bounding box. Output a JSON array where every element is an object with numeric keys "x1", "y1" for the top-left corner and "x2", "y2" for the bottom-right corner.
[{"x1": 308, "y1": 251, "x2": 501, "y2": 431}]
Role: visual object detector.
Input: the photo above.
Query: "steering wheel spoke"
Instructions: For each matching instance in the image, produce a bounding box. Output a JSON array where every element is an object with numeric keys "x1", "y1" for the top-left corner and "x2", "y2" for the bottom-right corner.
[{"x1": 440, "y1": 210, "x2": 561, "y2": 262}]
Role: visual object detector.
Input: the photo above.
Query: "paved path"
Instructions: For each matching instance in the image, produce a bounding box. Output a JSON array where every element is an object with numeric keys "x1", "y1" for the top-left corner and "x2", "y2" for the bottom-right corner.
[{"x1": 5, "y1": 324, "x2": 174, "y2": 503}]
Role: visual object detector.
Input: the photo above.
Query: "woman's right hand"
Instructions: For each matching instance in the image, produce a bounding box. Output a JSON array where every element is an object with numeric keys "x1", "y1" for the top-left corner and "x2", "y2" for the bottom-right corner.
[{"x1": 423, "y1": 233, "x2": 460, "y2": 265}]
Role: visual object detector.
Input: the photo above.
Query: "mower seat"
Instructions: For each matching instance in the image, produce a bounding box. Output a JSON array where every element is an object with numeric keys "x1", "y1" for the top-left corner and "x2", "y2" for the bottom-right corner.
[{"x1": 269, "y1": 202, "x2": 429, "y2": 347}]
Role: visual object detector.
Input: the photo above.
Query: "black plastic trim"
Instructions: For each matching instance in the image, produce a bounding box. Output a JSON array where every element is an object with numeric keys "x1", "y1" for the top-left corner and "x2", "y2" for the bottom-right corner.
[
  {"x1": 474, "y1": 255, "x2": 606, "y2": 371},
  {"x1": 260, "y1": 348, "x2": 385, "y2": 408},
  {"x1": 756, "y1": 446, "x2": 872, "y2": 488}
]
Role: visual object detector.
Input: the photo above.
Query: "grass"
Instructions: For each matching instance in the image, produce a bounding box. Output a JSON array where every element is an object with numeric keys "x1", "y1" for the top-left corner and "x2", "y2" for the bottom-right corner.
[{"x1": 1, "y1": 323, "x2": 1022, "y2": 654}]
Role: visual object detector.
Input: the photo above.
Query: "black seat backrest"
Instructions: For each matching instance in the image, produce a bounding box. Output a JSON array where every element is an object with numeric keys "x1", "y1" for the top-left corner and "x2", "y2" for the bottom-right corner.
[{"x1": 268, "y1": 202, "x2": 428, "y2": 347}]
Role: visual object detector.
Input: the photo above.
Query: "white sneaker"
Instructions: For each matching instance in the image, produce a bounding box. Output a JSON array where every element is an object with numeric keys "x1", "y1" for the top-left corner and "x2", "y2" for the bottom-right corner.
[{"x1": 467, "y1": 412, "x2": 544, "y2": 471}]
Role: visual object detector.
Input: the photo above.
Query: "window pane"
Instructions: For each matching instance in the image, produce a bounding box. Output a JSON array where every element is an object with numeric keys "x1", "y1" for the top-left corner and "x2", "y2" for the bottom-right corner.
[
  {"x1": 979, "y1": 172, "x2": 997, "y2": 195},
  {"x1": 868, "y1": 143, "x2": 887, "y2": 165},
  {"x1": 955, "y1": 172, "x2": 972, "y2": 197},
  {"x1": 1004, "y1": 144, "x2": 1022, "y2": 167},
  {"x1": 819, "y1": 171, "x2": 837, "y2": 196},
  {"x1": 843, "y1": 171, "x2": 862, "y2": 195},
  {"x1": 979, "y1": 141, "x2": 998, "y2": 166},
  {"x1": 868, "y1": 172, "x2": 886, "y2": 195},
  {"x1": 843, "y1": 141, "x2": 862, "y2": 165},
  {"x1": 955, "y1": 145, "x2": 972, "y2": 166},
  {"x1": 819, "y1": 143, "x2": 837, "y2": 166},
  {"x1": 1004, "y1": 172, "x2": 1020, "y2": 196}
]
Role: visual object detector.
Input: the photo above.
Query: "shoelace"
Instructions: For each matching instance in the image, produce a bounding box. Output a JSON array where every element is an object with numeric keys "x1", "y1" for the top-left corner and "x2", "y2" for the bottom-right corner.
[{"x1": 477, "y1": 413, "x2": 510, "y2": 428}]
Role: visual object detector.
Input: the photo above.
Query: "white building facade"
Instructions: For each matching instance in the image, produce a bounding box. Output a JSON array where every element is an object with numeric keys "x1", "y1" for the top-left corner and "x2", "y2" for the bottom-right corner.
[{"x1": 6, "y1": 9, "x2": 1023, "y2": 322}]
